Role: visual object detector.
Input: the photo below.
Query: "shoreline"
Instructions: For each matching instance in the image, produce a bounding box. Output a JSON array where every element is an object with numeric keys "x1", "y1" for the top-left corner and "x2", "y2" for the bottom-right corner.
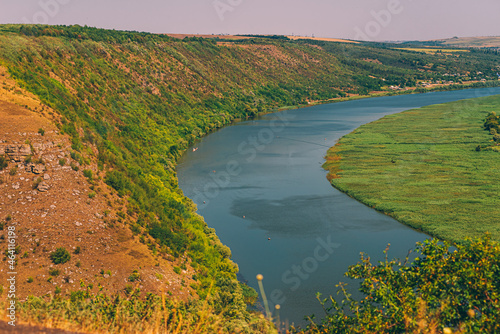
[
  {"x1": 181, "y1": 80, "x2": 500, "y2": 157},
  {"x1": 323, "y1": 92, "x2": 500, "y2": 244}
]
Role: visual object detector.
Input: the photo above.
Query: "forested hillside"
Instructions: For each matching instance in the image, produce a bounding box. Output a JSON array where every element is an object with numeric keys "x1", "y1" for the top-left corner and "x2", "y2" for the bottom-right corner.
[{"x1": 0, "y1": 24, "x2": 499, "y2": 332}]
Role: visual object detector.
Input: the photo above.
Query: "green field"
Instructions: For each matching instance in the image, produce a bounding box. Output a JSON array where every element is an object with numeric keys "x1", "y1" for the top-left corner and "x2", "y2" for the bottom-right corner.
[{"x1": 324, "y1": 95, "x2": 500, "y2": 242}]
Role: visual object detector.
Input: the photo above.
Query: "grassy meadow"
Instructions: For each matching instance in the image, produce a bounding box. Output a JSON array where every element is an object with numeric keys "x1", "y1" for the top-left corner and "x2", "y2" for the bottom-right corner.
[{"x1": 324, "y1": 94, "x2": 500, "y2": 242}]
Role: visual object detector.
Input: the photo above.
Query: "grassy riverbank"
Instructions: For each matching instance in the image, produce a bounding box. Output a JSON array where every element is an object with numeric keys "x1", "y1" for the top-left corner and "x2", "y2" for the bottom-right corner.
[{"x1": 324, "y1": 94, "x2": 500, "y2": 242}]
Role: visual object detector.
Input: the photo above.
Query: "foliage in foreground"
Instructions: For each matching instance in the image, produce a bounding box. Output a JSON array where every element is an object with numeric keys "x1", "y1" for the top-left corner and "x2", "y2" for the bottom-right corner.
[
  {"x1": 294, "y1": 236, "x2": 500, "y2": 334},
  {"x1": 8, "y1": 286, "x2": 276, "y2": 334}
]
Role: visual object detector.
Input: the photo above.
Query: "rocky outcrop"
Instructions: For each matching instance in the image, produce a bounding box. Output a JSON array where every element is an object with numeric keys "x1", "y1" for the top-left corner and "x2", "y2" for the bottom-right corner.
[
  {"x1": 32, "y1": 164, "x2": 46, "y2": 174},
  {"x1": 37, "y1": 181, "x2": 50, "y2": 192},
  {"x1": 2, "y1": 144, "x2": 31, "y2": 162}
]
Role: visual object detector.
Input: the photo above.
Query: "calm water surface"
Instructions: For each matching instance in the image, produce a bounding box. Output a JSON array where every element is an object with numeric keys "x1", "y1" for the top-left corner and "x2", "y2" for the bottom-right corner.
[{"x1": 177, "y1": 88, "x2": 500, "y2": 326}]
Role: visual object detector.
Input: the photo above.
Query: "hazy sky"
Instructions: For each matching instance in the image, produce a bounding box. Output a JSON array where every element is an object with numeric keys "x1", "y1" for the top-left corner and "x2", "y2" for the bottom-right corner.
[{"x1": 1, "y1": 0, "x2": 499, "y2": 41}]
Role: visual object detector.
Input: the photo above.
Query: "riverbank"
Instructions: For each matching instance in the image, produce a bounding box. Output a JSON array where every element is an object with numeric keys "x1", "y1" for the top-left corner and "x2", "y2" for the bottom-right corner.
[
  {"x1": 228, "y1": 80, "x2": 500, "y2": 127},
  {"x1": 324, "y1": 94, "x2": 500, "y2": 243}
]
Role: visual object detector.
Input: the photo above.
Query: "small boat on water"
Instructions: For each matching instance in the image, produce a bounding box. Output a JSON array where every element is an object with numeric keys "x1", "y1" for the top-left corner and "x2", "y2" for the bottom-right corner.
[{"x1": 192, "y1": 147, "x2": 199, "y2": 152}]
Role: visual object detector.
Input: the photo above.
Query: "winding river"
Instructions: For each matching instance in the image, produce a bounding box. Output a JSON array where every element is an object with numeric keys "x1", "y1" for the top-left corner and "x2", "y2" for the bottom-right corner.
[{"x1": 177, "y1": 87, "x2": 500, "y2": 325}]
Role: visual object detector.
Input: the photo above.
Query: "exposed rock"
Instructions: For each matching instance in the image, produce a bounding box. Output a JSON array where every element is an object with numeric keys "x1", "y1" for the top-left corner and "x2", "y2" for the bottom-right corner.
[
  {"x1": 37, "y1": 181, "x2": 50, "y2": 192},
  {"x1": 32, "y1": 164, "x2": 46, "y2": 174},
  {"x1": 25, "y1": 163, "x2": 35, "y2": 172},
  {"x1": 43, "y1": 173, "x2": 50, "y2": 180},
  {"x1": 32, "y1": 143, "x2": 45, "y2": 152},
  {"x1": 12, "y1": 182, "x2": 20, "y2": 190},
  {"x1": 4, "y1": 144, "x2": 31, "y2": 162}
]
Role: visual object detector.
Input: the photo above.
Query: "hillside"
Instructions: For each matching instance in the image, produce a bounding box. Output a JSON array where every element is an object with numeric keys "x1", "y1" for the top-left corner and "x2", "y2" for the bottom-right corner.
[
  {"x1": 403, "y1": 36, "x2": 500, "y2": 49},
  {"x1": 0, "y1": 66, "x2": 196, "y2": 301},
  {"x1": 0, "y1": 24, "x2": 499, "y2": 332}
]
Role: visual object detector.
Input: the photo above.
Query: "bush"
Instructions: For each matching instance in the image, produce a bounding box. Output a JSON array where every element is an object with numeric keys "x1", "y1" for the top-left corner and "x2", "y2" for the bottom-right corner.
[
  {"x1": 49, "y1": 268, "x2": 60, "y2": 276},
  {"x1": 0, "y1": 155, "x2": 7, "y2": 170},
  {"x1": 49, "y1": 247, "x2": 71, "y2": 264},
  {"x1": 59, "y1": 158, "x2": 66, "y2": 166},
  {"x1": 9, "y1": 167, "x2": 17, "y2": 176},
  {"x1": 240, "y1": 283, "x2": 258, "y2": 306},
  {"x1": 128, "y1": 270, "x2": 141, "y2": 282},
  {"x1": 299, "y1": 235, "x2": 500, "y2": 333},
  {"x1": 83, "y1": 169, "x2": 93, "y2": 180}
]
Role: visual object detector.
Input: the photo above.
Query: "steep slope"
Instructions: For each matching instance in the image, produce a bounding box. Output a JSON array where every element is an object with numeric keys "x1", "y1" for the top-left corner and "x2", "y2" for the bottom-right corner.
[{"x1": 0, "y1": 65, "x2": 195, "y2": 300}]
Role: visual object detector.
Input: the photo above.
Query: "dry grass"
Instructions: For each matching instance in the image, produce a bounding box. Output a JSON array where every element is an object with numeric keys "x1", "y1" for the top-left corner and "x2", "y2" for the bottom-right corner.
[
  {"x1": 286, "y1": 36, "x2": 358, "y2": 43},
  {"x1": 393, "y1": 47, "x2": 469, "y2": 54},
  {"x1": 0, "y1": 293, "x2": 277, "y2": 334}
]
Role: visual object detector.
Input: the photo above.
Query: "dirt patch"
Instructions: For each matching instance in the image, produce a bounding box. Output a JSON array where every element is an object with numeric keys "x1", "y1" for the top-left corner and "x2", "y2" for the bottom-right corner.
[
  {"x1": 287, "y1": 35, "x2": 359, "y2": 44},
  {"x1": 0, "y1": 320, "x2": 84, "y2": 334}
]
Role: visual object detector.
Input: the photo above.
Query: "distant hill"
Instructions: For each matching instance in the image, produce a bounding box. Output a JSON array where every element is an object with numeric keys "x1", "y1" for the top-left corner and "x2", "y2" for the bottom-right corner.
[{"x1": 404, "y1": 36, "x2": 500, "y2": 48}]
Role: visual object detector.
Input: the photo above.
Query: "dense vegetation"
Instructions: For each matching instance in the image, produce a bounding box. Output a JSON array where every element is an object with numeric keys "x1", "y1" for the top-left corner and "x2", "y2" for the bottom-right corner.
[
  {"x1": 295, "y1": 235, "x2": 500, "y2": 333},
  {"x1": 324, "y1": 95, "x2": 500, "y2": 242},
  {"x1": 482, "y1": 111, "x2": 500, "y2": 151},
  {"x1": 1, "y1": 24, "x2": 500, "y2": 331}
]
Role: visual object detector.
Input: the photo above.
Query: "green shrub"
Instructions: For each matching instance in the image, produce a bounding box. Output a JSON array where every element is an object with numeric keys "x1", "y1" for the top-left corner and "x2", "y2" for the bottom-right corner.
[
  {"x1": 32, "y1": 177, "x2": 42, "y2": 189},
  {"x1": 9, "y1": 167, "x2": 17, "y2": 176},
  {"x1": 49, "y1": 268, "x2": 60, "y2": 276},
  {"x1": 27, "y1": 277, "x2": 34, "y2": 283},
  {"x1": 128, "y1": 270, "x2": 141, "y2": 282},
  {"x1": 74, "y1": 246, "x2": 81, "y2": 254},
  {"x1": 299, "y1": 236, "x2": 500, "y2": 333},
  {"x1": 49, "y1": 247, "x2": 71, "y2": 264},
  {"x1": 0, "y1": 155, "x2": 7, "y2": 170},
  {"x1": 83, "y1": 169, "x2": 93, "y2": 180},
  {"x1": 240, "y1": 283, "x2": 258, "y2": 306},
  {"x1": 38, "y1": 128, "x2": 45, "y2": 136},
  {"x1": 59, "y1": 158, "x2": 66, "y2": 166}
]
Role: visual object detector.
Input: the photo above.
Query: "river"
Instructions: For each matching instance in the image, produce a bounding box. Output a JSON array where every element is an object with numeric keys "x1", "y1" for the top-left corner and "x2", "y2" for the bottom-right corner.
[{"x1": 177, "y1": 87, "x2": 500, "y2": 326}]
